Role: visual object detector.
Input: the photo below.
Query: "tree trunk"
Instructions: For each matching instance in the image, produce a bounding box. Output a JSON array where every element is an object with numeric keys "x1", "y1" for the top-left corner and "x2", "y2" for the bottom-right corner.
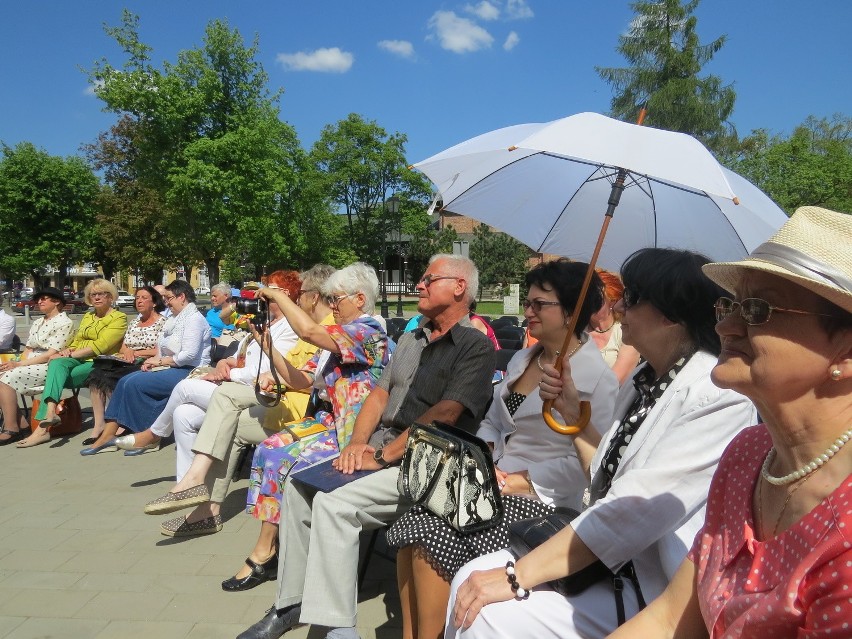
[{"x1": 204, "y1": 257, "x2": 220, "y2": 286}]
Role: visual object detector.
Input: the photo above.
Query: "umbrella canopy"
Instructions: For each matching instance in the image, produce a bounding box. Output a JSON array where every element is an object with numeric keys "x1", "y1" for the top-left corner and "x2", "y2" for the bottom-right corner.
[{"x1": 413, "y1": 112, "x2": 788, "y2": 270}]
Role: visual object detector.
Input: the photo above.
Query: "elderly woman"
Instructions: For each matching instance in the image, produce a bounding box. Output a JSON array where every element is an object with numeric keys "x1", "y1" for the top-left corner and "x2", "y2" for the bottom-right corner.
[
  {"x1": 386, "y1": 260, "x2": 619, "y2": 639},
  {"x1": 113, "y1": 271, "x2": 301, "y2": 459},
  {"x1": 206, "y1": 282, "x2": 235, "y2": 339},
  {"x1": 17, "y1": 279, "x2": 127, "y2": 448},
  {"x1": 81, "y1": 280, "x2": 210, "y2": 454},
  {"x1": 608, "y1": 207, "x2": 852, "y2": 638},
  {"x1": 588, "y1": 269, "x2": 640, "y2": 384},
  {"x1": 139, "y1": 266, "x2": 336, "y2": 540},
  {"x1": 447, "y1": 248, "x2": 757, "y2": 638},
  {"x1": 212, "y1": 263, "x2": 392, "y2": 586},
  {"x1": 83, "y1": 285, "x2": 166, "y2": 444},
  {"x1": 0, "y1": 287, "x2": 74, "y2": 445}
]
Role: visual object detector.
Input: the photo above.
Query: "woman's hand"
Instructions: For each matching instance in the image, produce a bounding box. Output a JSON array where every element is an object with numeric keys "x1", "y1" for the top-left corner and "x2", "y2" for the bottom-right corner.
[
  {"x1": 539, "y1": 352, "x2": 582, "y2": 424},
  {"x1": 54, "y1": 348, "x2": 73, "y2": 359},
  {"x1": 120, "y1": 349, "x2": 135, "y2": 363},
  {"x1": 0, "y1": 359, "x2": 20, "y2": 372},
  {"x1": 452, "y1": 566, "x2": 517, "y2": 630},
  {"x1": 141, "y1": 356, "x2": 165, "y2": 371},
  {"x1": 501, "y1": 471, "x2": 532, "y2": 496},
  {"x1": 257, "y1": 371, "x2": 276, "y2": 392}
]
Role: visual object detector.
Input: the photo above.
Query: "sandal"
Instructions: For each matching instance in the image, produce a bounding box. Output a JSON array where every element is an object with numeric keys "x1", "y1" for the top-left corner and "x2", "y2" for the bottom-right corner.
[
  {"x1": 0, "y1": 428, "x2": 25, "y2": 446},
  {"x1": 221, "y1": 553, "x2": 279, "y2": 591}
]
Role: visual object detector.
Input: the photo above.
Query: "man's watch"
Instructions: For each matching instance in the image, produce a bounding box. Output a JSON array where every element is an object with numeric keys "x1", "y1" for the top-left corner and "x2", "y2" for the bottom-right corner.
[{"x1": 373, "y1": 447, "x2": 392, "y2": 468}]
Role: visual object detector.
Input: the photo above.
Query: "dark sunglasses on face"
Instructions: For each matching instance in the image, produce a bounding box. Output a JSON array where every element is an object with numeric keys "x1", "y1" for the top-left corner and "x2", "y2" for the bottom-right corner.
[
  {"x1": 714, "y1": 296, "x2": 837, "y2": 326},
  {"x1": 522, "y1": 299, "x2": 562, "y2": 313},
  {"x1": 417, "y1": 274, "x2": 460, "y2": 287},
  {"x1": 622, "y1": 288, "x2": 641, "y2": 309}
]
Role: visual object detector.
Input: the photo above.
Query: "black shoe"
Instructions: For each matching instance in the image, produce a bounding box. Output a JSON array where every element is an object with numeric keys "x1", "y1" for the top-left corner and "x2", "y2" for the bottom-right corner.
[
  {"x1": 222, "y1": 553, "x2": 278, "y2": 592},
  {"x1": 0, "y1": 429, "x2": 24, "y2": 446},
  {"x1": 237, "y1": 605, "x2": 302, "y2": 639}
]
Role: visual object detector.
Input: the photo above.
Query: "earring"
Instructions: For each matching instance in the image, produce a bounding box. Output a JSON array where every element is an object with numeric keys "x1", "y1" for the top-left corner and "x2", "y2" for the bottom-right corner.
[{"x1": 831, "y1": 368, "x2": 842, "y2": 380}]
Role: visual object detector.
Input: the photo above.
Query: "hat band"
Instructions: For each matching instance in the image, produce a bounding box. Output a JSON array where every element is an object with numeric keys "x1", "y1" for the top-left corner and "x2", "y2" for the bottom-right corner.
[{"x1": 750, "y1": 242, "x2": 852, "y2": 294}]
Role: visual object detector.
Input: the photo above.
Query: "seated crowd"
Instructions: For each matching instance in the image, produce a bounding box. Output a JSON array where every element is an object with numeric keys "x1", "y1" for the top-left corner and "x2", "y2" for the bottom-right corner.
[{"x1": 0, "y1": 206, "x2": 849, "y2": 639}]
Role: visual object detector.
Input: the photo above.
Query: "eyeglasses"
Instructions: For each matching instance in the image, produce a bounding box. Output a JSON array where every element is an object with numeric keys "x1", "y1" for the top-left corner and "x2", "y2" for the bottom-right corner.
[
  {"x1": 417, "y1": 274, "x2": 461, "y2": 287},
  {"x1": 522, "y1": 299, "x2": 562, "y2": 313},
  {"x1": 622, "y1": 288, "x2": 641, "y2": 309},
  {"x1": 298, "y1": 289, "x2": 317, "y2": 297},
  {"x1": 163, "y1": 294, "x2": 176, "y2": 303},
  {"x1": 328, "y1": 293, "x2": 355, "y2": 307},
  {"x1": 714, "y1": 296, "x2": 837, "y2": 326},
  {"x1": 90, "y1": 292, "x2": 110, "y2": 299}
]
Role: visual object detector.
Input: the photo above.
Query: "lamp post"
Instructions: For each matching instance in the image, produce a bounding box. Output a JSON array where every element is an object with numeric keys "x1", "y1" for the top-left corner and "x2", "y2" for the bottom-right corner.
[
  {"x1": 396, "y1": 242, "x2": 407, "y2": 317},
  {"x1": 380, "y1": 195, "x2": 400, "y2": 318}
]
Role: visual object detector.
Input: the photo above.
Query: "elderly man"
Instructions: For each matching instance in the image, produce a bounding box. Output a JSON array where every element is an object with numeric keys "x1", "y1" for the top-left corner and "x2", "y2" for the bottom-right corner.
[{"x1": 238, "y1": 254, "x2": 496, "y2": 639}]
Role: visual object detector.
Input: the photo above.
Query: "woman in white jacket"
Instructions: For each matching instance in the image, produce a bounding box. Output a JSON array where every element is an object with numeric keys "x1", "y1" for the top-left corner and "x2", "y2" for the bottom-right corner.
[
  {"x1": 448, "y1": 248, "x2": 757, "y2": 639},
  {"x1": 387, "y1": 260, "x2": 619, "y2": 639}
]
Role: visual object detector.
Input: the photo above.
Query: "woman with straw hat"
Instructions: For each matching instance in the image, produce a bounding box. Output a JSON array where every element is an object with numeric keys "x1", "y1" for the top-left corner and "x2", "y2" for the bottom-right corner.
[{"x1": 608, "y1": 206, "x2": 852, "y2": 637}]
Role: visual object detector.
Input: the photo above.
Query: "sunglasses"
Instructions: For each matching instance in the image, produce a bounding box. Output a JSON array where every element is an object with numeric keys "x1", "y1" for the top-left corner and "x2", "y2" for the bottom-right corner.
[
  {"x1": 622, "y1": 288, "x2": 641, "y2": 309},
  {"x1": 417, "y1": 274, "x2": 460, "y2": 287},
  {"x1": 522, "y1": 299, "x2": 562, "y2": 313},
  {"x1": 714, "y1": 296, "x2": 837, "y2": 326},
  {"x1": 328, "y1": 293, "x2": 355, "y2": 307}
]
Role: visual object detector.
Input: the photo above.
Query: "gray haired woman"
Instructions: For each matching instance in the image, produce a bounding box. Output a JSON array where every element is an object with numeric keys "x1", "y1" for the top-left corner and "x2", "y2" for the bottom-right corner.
[{"x1": 207, "y1": 282, "x2": 235, "y2": 339}]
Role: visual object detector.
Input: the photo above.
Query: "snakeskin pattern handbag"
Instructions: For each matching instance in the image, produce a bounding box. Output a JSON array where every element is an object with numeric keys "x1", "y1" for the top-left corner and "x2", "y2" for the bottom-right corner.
[{"x1": 398, "y1": 421, "x2": 503, "y2": 533}]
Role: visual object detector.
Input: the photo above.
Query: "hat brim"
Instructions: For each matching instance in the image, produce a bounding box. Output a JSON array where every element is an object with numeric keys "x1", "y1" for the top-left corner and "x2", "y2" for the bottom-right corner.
[{"x1": 703, "y1": 259, "x2": 852, "y2": 315}]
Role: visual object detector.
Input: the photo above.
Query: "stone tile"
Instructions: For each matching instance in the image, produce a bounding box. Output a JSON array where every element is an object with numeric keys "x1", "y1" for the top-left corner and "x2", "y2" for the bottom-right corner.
[
  {"x1": 3, "y1": 617, "x2": 107, "y2": 639},
  {"x1": 93, "y1": 620, "x2": 193, "y2": 639},
  {"x1": 56, "y1": 550, "x2": 143, "y2": 574},
  {"x1": 0, "y1": 588, "x2": 97, "y2": 619},
  {"x1": 0, "y1": 571, "x2": 83, "y2": 591},
  {"x1": 72, "y1": 572, "x2": 155, "y2": 593},
  {"x1": 184, "y1": 622, "x2": 254, "y2": 639},
  {"x1": 0, "y1": 550, "x2": 77, "y2": 572},
  {"x1": 127, "y1": 549, "x2": 213, "y2": 576},
  {"x1": 157, "y1": 592, "x2": 254, "y2": 623},
  {"x1": 0, "y1": 615, "x2": 26, "y2": 637},
  {"x1": 3, "y1": 527, "x2": 79, "y2": 551},
  {"x1": 73, "y1": 591, "x2": 173, "y2": 621}
]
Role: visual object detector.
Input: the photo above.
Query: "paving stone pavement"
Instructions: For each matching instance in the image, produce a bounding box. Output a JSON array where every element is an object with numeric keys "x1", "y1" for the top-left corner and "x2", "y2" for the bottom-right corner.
[{"x1": 0, "y1": 388, "x2": 401, "y2": 639}]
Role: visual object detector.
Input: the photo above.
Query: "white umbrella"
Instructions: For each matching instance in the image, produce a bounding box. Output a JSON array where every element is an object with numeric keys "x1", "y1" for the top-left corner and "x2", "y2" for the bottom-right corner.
[
  {"x1": 412, "y1": 112, "x2": 788, "y2": 433},
  {"x1": 413, "y1": 112, "x2": 787, "y2": 270}
]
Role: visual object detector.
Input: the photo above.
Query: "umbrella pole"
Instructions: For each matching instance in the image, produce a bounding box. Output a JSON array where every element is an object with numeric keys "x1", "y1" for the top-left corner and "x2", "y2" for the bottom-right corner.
[{"x1": 543, "y1": 168, "x2": 628, "y2": 435}]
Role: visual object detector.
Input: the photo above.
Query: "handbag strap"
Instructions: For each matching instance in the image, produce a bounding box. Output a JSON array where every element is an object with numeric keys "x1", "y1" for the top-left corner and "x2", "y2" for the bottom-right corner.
[{"x1": 611, "y1": 561, "x2": 646, "y2": 626}]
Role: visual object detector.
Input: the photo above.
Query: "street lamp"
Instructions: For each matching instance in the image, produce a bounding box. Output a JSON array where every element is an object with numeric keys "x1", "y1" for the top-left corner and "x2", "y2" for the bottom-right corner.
[
  {"x1": 396, "y1": 241, "x2": 407, "y2": 317},
  {"x1": 380, "y1": 196, "x2": 400, "y2": 318}
]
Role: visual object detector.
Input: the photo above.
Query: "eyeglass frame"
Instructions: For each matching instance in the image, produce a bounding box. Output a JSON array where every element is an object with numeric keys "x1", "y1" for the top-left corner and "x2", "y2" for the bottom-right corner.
[
  {"x1": 327, "y1": 293, "x2": 357, "y2": 307},
  {"x1": 622, "y1": 288, "x2": 641, "y2": 309},
  {"x1": 714, "y1": 296, "x2": 837, "y2": 326},
  {"x1": 522, "y1": 299, "x2": 562, "y2": 313},
  {"x1": 417, "y1": 274, "x2": 461, "y2": 287}
]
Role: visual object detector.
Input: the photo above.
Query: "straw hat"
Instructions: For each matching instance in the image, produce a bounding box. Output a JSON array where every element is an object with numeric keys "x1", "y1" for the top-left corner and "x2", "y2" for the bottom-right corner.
[{"x1": 702, "y1": 206, "x2": 852, "y2": 314}]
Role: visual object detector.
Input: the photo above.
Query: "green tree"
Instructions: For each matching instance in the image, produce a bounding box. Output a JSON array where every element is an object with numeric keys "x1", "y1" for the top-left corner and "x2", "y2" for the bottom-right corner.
[
  {"x1": 309, "y1": 113, "x2": 432, "y2": 267},
  {"x1": 0, "y1": 142, "x2": 99, "y2": 286},
  {"x1": 596, "y1": 0, "x2": 736, "y2": 154},
  {"x1": 469, "y1": 223, "x2": 531, "y2": 296},
  {"x1": 734, "y1": 114, "x2": 852, "y2": 215},
  {"x1": 87, "y1": 12, "x2": 311, "y2": 281}
]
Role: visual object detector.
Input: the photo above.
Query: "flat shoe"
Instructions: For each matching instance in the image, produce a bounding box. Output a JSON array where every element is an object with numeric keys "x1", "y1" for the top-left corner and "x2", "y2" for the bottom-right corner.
[
  {"x1": 15, "y1": 429, "x2": 51, "y2": 448},
  {"x1": 0, "y1": 429, "x2": 25, "y2": 446},
  {"x1": 160, "y1": 514, "x2": 222, "y2": 537},
  {"x1": 144, "y1": 484, "x2": 210, "y2": 515},
  {"x1": 81, "y1": 437, "x2": 98, "y2": 446},
  {"x1": 237, "y1": 605, "x2": 303, "y2": 639},
  {"x1": 222, "y1": 554, "x2": 279, "y2": 592},
  {"x1": 80, "y1": 439, "x2": 118, "y2": 456}
]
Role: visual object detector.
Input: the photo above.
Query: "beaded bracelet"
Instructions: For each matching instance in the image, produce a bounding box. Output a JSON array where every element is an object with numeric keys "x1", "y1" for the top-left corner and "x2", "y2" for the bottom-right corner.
[{"x1": 505, "y1": 560, "x2": 530, "y2": 600}]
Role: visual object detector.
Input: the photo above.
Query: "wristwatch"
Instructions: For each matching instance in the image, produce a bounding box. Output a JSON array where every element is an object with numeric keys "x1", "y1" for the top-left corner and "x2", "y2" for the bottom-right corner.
[{"x1": 373, "y1": 447, "x2": 392, "y2": 468}]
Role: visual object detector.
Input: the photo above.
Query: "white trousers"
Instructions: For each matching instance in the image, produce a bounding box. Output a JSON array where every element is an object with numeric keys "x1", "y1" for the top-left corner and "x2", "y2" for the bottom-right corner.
[
  {"x1": 444, "y1": 549, "x2": 640, "y2": 639},
  {"x1": 148, "y1": 378, "x2": 218, "y2": 481}
]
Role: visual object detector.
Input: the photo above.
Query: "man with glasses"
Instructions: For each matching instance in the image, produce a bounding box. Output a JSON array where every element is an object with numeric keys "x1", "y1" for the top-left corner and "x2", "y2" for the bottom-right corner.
[{"x1": 239, "y1": 254, "x2": 496, "y2": 639}]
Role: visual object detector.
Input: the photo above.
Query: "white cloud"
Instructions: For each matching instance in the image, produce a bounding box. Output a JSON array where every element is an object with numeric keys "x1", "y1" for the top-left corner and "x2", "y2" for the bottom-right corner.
[
  {"x1": 503, "y1": 31, "x2": 520, "y2": 51},
  {"x1": 428, "y1": 11, "x2": 494, "y2": 54},
  {"x1": 378, "y1": 39, "x2": 415, "y2": 59},
  {"x1": 83, "y1": 79, "x2": 104, "y2": 96},
  {"x1": 505, "y1": 0, "x2": 534, "y2": 20},
  {"x1": 276, "y1": 47, "x2": 354, "y2": 73},
  {"x1": 465, "y1": 1, "x2": 500, "y2": 21}
]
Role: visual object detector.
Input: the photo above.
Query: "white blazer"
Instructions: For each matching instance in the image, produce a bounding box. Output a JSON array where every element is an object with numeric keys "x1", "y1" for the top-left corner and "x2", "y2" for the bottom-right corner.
[
  {"x1": 571, "y1": 350, "x2": 757, "y2": 602},
  {"x1": 476, "y1": 339, "x2": 618, "y2": 511}
]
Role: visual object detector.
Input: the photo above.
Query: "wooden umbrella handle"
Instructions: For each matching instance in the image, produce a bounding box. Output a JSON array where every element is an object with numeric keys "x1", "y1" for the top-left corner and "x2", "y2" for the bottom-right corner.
[{"x1": 542, "y1": 169, "x2": 627, "y2": 435}]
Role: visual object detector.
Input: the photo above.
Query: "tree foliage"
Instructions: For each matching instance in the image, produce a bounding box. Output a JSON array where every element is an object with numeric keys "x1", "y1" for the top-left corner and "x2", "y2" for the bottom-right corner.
[
  {"x1": 0, "y1": 142, "x2": 99, "y2": 284},
  {"x1": 733, "y1": 114, "x2": 852, "y2": 215},
  {"x1": 86, "y1": 11, "x2": 329, "y2": 282},
  {"x1": 469, "y1": 223, "x2": 532, "y2": 295},
  {"x1": 309, "y1": 113, "x2": 432, "y2": 268},
  {"x1": 596, "y1": 0, "x2": 736, "y2": 154}
]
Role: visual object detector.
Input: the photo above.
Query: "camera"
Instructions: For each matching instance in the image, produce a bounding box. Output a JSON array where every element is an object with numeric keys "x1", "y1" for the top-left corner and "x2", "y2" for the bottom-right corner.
[{"x1": 234, "y1": 297, "x2": 268, "y2": 332}]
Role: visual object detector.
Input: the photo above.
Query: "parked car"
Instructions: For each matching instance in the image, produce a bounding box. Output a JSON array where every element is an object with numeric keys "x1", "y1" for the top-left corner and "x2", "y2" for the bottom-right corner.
[
  {"x1": 194, "y1": 286, "x2": 210, "y2": 296},
  {"x1": 14, "y1": 295, "x2": 89, "y2": 315},
  {"x1": 115, "y1": 290, "x2": 136, "y2": 308}
]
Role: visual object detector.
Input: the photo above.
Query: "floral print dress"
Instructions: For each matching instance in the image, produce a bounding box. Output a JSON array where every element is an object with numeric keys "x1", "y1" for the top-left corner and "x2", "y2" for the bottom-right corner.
[{"x1": 246, "y1": 315, "x2": 391, "y2": 523}]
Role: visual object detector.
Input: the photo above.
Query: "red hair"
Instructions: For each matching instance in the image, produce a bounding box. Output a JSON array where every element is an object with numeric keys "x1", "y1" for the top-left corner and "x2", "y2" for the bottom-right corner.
[
  {"x1": 267, "y1": 270, "x2": 302, "y2": 303},
  {"x1": 596, "y1": 268, "x2": 625, "y2": 320}
]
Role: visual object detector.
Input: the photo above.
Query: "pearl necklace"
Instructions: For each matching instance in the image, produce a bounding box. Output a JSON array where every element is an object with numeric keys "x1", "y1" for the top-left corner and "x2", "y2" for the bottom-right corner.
[
  {"x1": 761, "y1": 426, "x2": 852, "y2": 486},
  {"x1": 536, "y1": 340, "x2": 582, "y2": 372}
]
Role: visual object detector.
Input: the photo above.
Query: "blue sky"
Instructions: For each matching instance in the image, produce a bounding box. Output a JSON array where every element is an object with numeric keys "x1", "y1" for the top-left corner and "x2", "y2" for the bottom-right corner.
[{"x1": 2, "y1": 0, "x2": 850, "y2": 168}]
